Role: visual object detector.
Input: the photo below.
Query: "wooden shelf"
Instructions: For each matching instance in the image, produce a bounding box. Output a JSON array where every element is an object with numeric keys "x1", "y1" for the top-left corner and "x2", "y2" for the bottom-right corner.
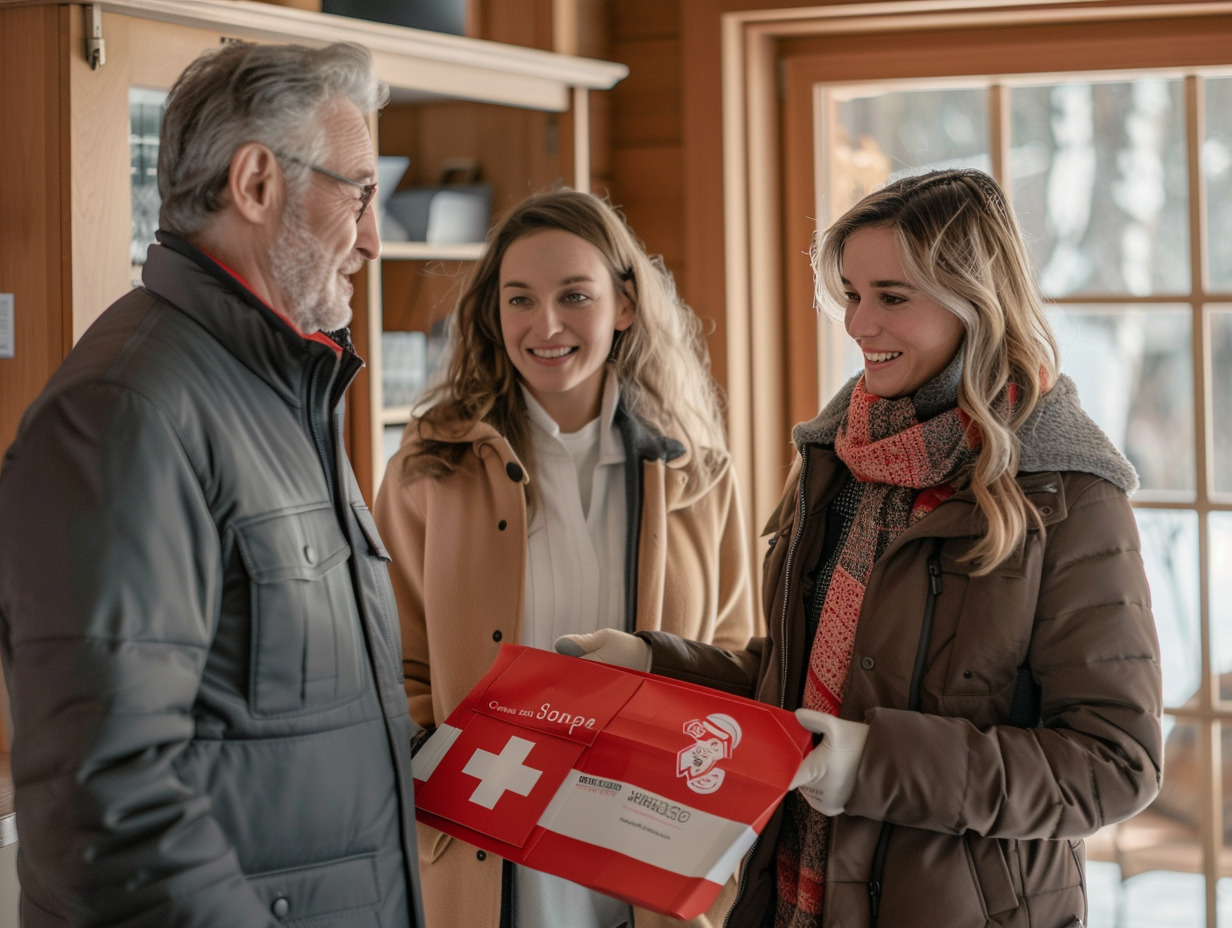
[
  {"x1": 379, "y1": 405, "x2": 414, "y2": 425},
  {"x1": 380, "y1": 241, "x2": 485, "y2": 262}
]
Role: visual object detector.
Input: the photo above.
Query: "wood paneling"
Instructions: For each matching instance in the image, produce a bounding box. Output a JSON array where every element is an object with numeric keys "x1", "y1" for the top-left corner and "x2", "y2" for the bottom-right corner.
[
  {"x1": 610, "y1": 0, "x2": 679, "y2": 42},
  {"x1": 607, "y1": 146, "x2": 684, "y2": 271},
  {"x1": 777, "y1": 14, "x2": 1232, "y2": 80},
  {"x1": 472, "y1": 0, "x2": 554, "y2": 49},
  {"x1": 380, "y1": 261, "x2": 471, "y2": 333},
  {"x1": 0, "y1": 5, "x2": 68, "y2": 455},
  {"x1": 607, "y1": 37, "x2": 682, "y2": 148}
]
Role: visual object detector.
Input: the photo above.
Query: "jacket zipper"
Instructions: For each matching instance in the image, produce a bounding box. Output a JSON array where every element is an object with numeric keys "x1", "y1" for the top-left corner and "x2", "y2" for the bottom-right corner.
[
  {"x1": 868, "y1": 544, "x2": 943, "y2": 925},
  {"x1": 778, "y1": 447, "x2": 811, "y2": 707},
  {"x1": 307, "y1": 351, "x2": 340, "y2": 507},
  {"x1": 723, "y1": 448, "x2": 812, "y2": 926}
]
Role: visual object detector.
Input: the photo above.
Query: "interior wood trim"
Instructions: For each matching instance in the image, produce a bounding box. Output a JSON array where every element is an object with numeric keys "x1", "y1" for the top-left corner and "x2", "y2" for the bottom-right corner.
[
  {"x1": 16, "y1": 0, "x2": 627, "y2": 107},
  {"x1": 720, "y1": 13, "x2": 754, "y2": 517}
]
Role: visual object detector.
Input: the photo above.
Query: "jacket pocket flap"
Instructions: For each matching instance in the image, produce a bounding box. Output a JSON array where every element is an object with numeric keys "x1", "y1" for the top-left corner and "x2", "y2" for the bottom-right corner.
[
  {"x1": 236, "y1": 505, "x2": 351, "y2": 583},
  {"x1": 248, "y1": 852, "x2": 380, "y2": 921},
  {"x1": 351, "y1": 501, "x2": 392, "y2": 562}
]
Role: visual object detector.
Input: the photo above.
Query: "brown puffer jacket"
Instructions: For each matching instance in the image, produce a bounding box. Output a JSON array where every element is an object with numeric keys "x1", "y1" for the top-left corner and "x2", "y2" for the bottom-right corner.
[{"x1": 642, "y1": 375, "x2": 1163, "y2": 928}]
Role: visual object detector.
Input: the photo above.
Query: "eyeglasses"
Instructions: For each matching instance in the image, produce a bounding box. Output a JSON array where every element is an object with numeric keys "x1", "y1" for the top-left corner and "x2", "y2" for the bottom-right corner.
[{"x1": 279, "y1": 154, "x2": 377, "y2": 223}]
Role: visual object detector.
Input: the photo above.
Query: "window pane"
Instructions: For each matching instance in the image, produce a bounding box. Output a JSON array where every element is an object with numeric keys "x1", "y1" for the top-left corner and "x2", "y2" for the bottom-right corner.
[
  {"x1": 1211, "y1": 307, "x2": 1232, "y2": 496},
  {"x1": 1090, "y1": 715, "x2": 1207, "y2": 928},
  {"x1": 1089, "y1": 782, "x2": 1206, "y2": 924},
  {"x1": 1211, "y1": 513, "x2": 1232, "y2": 706},
  {"x1": 1135, "y1": 510, "x2": 1201, "y2": 707},
  {"x1": 1206, "y1": 77, "x2": 1232, "y2": 293},
  {"x1": 383, "y1": 424, "x2": 406, "y2": 467},
  {"x1": 129, "y1": 87, "x2": 166, "y2": 267},
  {"x1": 1221, "y1": 722, "x2": 1232, "y2": 927},
  {"x1": 1010, "y1": 79, "x2": 1189, "y2": 298},
  {"x1": 1049, "y1": 306, "x2": 1194, "y2": 495},
  {"x1": 827, "y1": 87, "x2": 989, "y2": 216},
  {"x1": 381, "y1": 330, "x2": 428, "y2": 410}
]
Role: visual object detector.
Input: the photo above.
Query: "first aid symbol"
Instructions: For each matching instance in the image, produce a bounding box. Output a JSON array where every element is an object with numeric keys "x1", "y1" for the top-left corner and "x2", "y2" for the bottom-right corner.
[{"x1": 463, "y1": 735, "x2": 544, "y2": 809}]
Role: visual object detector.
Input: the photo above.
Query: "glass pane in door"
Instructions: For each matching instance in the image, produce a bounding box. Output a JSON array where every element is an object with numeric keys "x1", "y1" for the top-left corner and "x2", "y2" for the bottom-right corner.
[
  {"x1": 1048, "y1": 305, "x2": 1194, "y2": 496},
  {"x1": 1211, "y1": 512, "x2": 1232, "y2": 705},
  {"x1": 1211, "y1": 308, "x2": 1232, "y2": 497},
  {"x1": 827, "y1": 86, "x2": 989, "y2": 216},
  {"x1": 129, "y1": 87, "x2": 167, "y2": 267},
  {"x1": 1220, "y1": 721, "x2": 1232, "y2": 926},
  {"x1": 1010, "y1": 79, "x2": 1189, "y2": 298},
  {"x1": 1206, "y1": 77, "x2": 1232, "y2": 293},
  {"x1": 1136, "y1": 509, "x2": 1201, "y2": 707}
]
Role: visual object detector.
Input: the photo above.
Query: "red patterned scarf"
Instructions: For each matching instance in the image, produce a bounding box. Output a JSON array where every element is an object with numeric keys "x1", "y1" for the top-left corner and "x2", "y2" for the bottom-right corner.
[{"x1": 775, "y1": 376, "x2": 979, "y2": 926}]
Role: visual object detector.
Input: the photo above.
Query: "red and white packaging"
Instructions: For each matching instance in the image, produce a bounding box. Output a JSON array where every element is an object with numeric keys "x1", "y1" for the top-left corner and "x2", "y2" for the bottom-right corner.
[{"x1": 412, "y1": 644, "x2": 812, "y2": 920}]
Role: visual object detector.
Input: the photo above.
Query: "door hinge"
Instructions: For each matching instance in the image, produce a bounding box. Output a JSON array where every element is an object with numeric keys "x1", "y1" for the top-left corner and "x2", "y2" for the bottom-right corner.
[{"x1": 85, "y1": 4, "x2": 106, "y2": 70}]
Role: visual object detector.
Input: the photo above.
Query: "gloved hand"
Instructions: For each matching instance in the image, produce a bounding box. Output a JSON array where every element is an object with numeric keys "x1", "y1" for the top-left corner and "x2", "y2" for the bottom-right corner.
[
  {"x1": 553, "y1": 628, "x2": 652, "y2": 672},
  {"x1": 788, "y1": 708, "x2": 871, "y2": 816}
]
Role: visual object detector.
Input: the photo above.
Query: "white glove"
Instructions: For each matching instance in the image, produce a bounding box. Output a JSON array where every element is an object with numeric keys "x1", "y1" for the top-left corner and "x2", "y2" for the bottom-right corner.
[
  {"x1": 553, "y1": 629, "x2": 652, "y2": 672},
  {"x1": 789, "y1": 708, "x2": 871, "y2": 816}
]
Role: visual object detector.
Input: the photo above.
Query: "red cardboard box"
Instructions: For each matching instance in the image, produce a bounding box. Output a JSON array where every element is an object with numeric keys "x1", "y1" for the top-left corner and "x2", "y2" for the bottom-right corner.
[{"x1": 412, "y1": 644, "x2": 812, "y2": 919}]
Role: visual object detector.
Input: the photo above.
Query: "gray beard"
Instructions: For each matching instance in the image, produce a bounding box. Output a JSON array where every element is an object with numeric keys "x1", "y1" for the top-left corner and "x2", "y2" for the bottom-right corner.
[{"x1": 269, "y1": 196, "x2": 354, "y2": 335}]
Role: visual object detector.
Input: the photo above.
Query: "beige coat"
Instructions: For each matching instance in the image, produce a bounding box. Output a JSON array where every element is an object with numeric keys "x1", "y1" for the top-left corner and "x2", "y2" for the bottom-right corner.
[{"x1": 373, "y1": 411, "x2": 759, "y2": 928}]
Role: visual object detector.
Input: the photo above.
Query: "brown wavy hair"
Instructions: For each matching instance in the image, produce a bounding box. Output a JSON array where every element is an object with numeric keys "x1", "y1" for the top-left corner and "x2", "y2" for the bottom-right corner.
[{"x1": 399, "y1": 188, "x2": 728, "y2": 499}]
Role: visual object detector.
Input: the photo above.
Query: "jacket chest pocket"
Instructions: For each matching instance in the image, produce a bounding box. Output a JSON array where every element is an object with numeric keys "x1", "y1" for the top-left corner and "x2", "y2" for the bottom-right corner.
[{"x1": 236, "y1": 505, "x2": 365, "y2": 716}]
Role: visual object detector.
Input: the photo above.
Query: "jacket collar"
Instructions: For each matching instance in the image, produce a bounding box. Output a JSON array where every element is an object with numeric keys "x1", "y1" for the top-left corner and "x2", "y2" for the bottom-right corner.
[
  {"x1": 142, "y1": 232, "x2": 359, "y2": 408},
  {"x1": 413, "y1": 396, "x2": 689, "y2": 468}
]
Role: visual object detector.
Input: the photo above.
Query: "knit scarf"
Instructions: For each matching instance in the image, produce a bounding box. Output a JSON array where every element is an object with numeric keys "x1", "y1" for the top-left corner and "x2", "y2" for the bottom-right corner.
[{"x1": 774, "y1": 375, "x2": 979, "y2": 927}]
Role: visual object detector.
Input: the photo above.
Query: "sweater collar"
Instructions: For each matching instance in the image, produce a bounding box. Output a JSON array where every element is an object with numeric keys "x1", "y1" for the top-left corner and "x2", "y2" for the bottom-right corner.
[{"x1": 520, "y1": 367, "x2": 626, "y2": 466}]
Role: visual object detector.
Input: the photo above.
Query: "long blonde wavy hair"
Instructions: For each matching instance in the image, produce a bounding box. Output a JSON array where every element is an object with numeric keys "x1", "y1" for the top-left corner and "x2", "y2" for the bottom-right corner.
[
  {"x1": 813, "y1": 169, "x2": 1060, "y2": 573},
  {"x1": 401, "y1": 187, "x2": 728, "y2": 496}
]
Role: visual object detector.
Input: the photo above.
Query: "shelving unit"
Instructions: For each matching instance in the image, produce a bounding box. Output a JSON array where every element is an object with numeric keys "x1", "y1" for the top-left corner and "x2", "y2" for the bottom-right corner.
[{"x1": 0, "y1": 0, "x2": 627, "y2": 499}]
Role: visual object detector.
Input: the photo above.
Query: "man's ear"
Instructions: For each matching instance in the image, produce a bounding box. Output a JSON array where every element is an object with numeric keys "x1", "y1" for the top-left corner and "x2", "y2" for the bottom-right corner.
[{"x1": 228, "y1": 142, "x2": 284, "y2": 226}]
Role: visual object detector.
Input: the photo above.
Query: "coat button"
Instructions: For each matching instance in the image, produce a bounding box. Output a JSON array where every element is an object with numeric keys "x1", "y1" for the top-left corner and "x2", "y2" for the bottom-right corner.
[
  {"x1": 476, "y1": 850, "x2": 487, "y2": 861},
  {"x1": 860, "y1": 657, "x2": 875, "y2": 671},
  {"x1": 303, "y1": 545, "x2": 315, "y2": 564},
  {"x1": 498, "y1": 520, "x2": 507, "y2": 531},
  {"x1": 1039, "y1": 505, "x2": 1053, "y2": 516},
  {"x1": 506, "y1": 462, "x2": 523, "y2": 482},
  {"x1": 493, "y1": 630, "x2": 503, "y2": 642},
  {"x1": 271, "y1": 896, "x2": 290, "y2": 919}
]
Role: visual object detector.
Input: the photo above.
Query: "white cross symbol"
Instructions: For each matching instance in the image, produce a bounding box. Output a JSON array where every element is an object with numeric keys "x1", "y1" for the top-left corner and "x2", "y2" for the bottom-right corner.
[{"x1": 462, "y1": 735, "x2": 543, "y2": 809}]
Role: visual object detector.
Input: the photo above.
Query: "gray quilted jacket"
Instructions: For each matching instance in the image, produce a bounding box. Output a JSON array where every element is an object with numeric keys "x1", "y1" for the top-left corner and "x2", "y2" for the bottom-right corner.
[{"x1": 0, "y1": 234, "x2": 424, "y2": 927}]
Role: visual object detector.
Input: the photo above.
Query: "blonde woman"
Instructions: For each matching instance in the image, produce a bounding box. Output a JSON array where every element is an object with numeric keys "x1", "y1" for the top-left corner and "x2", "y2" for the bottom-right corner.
[
  {"x1": 559, "y1": 169, "x2": 1163, "y2": 928},
  {"x1": 373, "y1": 188, "x2": 757, "y2": 928}
]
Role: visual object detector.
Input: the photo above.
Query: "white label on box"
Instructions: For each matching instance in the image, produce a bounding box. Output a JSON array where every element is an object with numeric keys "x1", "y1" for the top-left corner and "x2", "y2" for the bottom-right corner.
[
  {"x1": 538, "y1": 769, "x2": 758, "y2": 883},
  {"x1": 0, "y1": 294, "x2": 13, "y2": 359}
]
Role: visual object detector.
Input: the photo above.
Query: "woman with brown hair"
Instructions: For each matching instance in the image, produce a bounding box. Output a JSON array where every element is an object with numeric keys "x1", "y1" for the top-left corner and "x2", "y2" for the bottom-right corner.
[{"x1": 374, "y1": 187, "x2": 757, "y2": 928}]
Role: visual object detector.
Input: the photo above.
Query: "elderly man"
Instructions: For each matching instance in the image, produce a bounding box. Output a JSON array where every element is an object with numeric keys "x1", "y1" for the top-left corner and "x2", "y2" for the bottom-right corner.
[{"x1": 0, "y1": 42, "x2": 424, "y2": 927}]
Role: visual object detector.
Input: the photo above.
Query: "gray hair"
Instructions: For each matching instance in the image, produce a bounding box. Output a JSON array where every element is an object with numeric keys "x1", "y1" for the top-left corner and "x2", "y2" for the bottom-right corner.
[{"x1": 157, "y1": 41, "x2": 388, "y2": 236}]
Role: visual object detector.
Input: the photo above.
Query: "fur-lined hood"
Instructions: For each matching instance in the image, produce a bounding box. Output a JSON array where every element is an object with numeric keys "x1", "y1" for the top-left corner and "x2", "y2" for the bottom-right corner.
[{"x1": 792, "y1": 370, "x2": 1139, "y2": 496}]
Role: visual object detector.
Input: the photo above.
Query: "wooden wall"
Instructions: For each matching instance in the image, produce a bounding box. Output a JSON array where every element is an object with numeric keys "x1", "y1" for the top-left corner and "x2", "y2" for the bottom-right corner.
[{"x1": 0, "y1": 5, "x2": 71, "y2": 457}]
